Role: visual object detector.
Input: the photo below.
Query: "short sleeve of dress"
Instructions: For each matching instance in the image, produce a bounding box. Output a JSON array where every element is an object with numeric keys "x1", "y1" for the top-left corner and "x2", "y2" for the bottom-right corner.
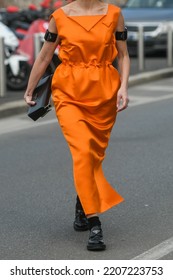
[
  {"x1": 102, "y1": 5, "x2": 121, "y2": 33},
  {"x1": 112, "y1": 6, "x2": 121, "y2": 32},
  {"x1": 49, "y1": 9, "x2": 62, "y2": 29}
]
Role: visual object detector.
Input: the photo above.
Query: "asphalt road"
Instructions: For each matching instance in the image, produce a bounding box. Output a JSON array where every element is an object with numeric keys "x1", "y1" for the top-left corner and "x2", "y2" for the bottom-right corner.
[{"x1": 0, "y1": 77, "x2": 173, "y2": 260}]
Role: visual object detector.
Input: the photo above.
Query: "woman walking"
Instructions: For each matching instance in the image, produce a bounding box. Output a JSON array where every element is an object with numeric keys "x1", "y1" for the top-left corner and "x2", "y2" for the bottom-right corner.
[{"x1": 24, "y1": 0, "x2": 130, "y2": 251}]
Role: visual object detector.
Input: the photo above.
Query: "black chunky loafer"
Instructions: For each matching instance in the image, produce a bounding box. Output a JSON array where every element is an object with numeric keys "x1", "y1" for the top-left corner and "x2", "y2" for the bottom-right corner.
[{"x1": 87, "y1": 225, "x2": 106, "y2": 251}]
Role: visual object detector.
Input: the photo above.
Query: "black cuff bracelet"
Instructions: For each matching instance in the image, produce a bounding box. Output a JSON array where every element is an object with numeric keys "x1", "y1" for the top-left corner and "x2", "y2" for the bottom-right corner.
[
  {"x1": 44, "y1": 29, "x2": 58, "y2": 42},
  {"x1": 116, "y1": 27, "x2": 127, "y2": 41}
]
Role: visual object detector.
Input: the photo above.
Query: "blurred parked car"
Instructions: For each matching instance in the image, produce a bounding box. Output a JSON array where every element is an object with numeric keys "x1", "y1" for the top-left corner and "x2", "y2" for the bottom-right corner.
[{"x1": 122, "y1": 0, "x2": 173, "y2": 56}]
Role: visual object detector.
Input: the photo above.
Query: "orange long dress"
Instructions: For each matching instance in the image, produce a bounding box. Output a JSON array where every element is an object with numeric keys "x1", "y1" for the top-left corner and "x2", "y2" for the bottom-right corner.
[{"x1": 51, "y1": 4, "x2": 124, "y2": 215}]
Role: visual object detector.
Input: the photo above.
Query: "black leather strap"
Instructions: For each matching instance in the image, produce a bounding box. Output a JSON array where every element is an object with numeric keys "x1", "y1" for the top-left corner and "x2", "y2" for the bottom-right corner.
[
  {"x1": 116, "y1": 27, "x2": 127, "y2": 41},
  {"x1": 44, "y1": 29, "x2": 57, "y2": 42}
]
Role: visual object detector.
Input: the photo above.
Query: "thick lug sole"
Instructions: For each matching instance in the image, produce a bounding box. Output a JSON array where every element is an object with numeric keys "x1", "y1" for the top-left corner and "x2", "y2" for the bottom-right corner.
[
  {"x1": 73, "y1": 222, "x2": 89, "y2": 231},
  {"x1": 87, "y1": 243, "x2": 106, "y2": 251}
]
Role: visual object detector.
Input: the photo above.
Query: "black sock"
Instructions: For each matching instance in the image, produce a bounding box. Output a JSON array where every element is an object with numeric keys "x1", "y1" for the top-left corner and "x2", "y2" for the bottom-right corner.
[
  {"x1": 88, "y1": 216, "x2": 101, "y2": 230},
  {"x1": 76, "y1": 195, "x2": 83, "y2": 211}
]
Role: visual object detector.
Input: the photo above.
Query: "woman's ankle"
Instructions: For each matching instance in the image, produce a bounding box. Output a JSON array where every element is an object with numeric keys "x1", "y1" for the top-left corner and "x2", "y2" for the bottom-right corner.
[{"x1": 87, "y1": 216, "x2": 101, "y2": 230}]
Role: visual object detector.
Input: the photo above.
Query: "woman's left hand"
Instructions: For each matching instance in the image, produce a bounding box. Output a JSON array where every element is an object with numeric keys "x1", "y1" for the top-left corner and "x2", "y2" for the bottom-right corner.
[{"x1": 116, "y1": 88, "x2": 129, "y2": 112}]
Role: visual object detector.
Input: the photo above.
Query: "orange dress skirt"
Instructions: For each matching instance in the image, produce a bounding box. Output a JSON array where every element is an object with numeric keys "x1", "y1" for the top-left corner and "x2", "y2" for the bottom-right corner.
[{"x1": 51, "y1": 4, "x2": 124, "y2": 215}]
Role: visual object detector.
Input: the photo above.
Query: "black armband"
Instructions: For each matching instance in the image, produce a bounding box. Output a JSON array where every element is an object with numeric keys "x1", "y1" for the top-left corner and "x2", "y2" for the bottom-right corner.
[
  {"x1": 44, "y1": 29, "x2": 57, "y2": 42},
  {"x1": 116, "y1": 27, "x2": 127, "y2": 41}
]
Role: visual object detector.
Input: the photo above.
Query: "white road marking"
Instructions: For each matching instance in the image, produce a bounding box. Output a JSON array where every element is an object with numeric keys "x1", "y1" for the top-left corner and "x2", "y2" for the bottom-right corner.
[
  {"x1": 129, "y1": 93, "x2": 173, "y2": 107},
  {"x1": 0, "y1": 113, "x2": 57, "y2": 135},
  {"x1": 0, "y1": 91, "x2": 173, "y2": 136},
  {"x1": 133, "y1": 85, "x2": 173, "y2": 92},
  {"x1": 132, "y1": 236, "x2": 173, "y2": 260},
  {"x1": 0, "y1": 100, "x2": 24, "y2": 110}
]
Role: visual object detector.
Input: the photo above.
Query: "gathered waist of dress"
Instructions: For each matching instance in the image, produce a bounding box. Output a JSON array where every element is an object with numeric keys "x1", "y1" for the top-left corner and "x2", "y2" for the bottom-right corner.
[{"x1": 61, "y1": 60, "x2": 112, "y2": 68}]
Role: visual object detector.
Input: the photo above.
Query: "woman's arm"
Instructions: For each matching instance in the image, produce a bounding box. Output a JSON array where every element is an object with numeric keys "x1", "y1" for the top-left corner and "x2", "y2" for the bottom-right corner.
[
  {"x1": 116, "y1": 11, "x2": 130, "y2": 112},
  {"x1": 24, "y1": 18, "x2": 60, "y2": 106}
]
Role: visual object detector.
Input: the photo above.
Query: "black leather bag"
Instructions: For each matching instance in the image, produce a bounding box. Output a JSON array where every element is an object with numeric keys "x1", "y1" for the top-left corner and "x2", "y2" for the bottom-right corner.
[{"x1": 28, "y1": 74, "x2": 53, "y2": 121}]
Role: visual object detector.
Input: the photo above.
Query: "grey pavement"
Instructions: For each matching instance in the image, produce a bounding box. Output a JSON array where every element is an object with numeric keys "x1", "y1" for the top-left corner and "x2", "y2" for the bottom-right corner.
[{"x1": 0, "y1": 76, "x2": 173, "y2": 260}]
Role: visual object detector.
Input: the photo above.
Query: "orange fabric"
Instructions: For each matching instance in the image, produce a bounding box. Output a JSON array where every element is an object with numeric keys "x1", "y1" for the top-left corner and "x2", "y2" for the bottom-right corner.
[{"x1": 51, "y1": 4, "x2": 124, "y2": 215}]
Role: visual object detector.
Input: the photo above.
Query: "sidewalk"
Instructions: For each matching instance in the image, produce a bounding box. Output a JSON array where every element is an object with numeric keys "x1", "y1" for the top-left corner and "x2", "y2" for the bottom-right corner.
[{"x1": 0, "y1": 64, "x2": 173, "y2": 119}]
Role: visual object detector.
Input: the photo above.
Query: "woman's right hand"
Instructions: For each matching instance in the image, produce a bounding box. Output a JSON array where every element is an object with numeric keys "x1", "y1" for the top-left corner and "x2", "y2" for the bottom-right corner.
[{"x1": 24, "y1": 92, "x2": 36, "y2": 106}]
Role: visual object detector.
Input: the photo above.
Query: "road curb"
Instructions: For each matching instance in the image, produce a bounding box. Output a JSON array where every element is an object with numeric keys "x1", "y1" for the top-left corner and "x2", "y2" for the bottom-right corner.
[
  {"x1": 0, "y1": 100, "x2": 27, "y2": 119},
  {"x1": 0, "y1": 67, "x2": 173, "y2": 119},
  {"x1": 129, "y1": 67, "x2": 173, "y2": 87}
]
